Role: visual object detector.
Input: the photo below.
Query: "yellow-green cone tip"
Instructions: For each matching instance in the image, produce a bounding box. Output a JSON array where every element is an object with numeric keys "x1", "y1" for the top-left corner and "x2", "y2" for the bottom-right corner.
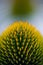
[{"x1": 11, "y1": 0, "x2": 35, "y2": 16}]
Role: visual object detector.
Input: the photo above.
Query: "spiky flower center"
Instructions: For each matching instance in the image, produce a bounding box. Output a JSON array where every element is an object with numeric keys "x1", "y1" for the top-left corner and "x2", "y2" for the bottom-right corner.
[{"x1": 0, "y1": 21, "x2": 42, "y2": 65}]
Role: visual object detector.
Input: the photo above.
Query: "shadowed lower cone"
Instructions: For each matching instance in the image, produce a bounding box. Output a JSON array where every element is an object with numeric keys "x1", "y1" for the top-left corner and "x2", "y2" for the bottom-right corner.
[
  {"x1": 10, "y1": 0, "x2": 35, "y2": 17},
  {"x1": 0, "y1": 21, "x2": 43, "y2": 65}
]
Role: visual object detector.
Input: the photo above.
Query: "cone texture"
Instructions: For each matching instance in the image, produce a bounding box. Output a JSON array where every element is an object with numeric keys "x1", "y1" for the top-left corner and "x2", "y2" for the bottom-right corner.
[{"x1": 0, "y1": 21, "x2": 43, "y2": 65}]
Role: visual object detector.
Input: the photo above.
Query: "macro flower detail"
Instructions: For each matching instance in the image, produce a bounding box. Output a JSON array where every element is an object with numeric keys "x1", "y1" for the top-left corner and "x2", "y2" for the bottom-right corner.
[{"x1": 0, "y1": 21, "x2": 43, "y2": 65}]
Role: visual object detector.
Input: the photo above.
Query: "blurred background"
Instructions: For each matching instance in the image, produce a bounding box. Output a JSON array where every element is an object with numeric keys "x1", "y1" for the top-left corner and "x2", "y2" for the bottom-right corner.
[{"x1": 0, "y1": 0, "x2": 43, "y2": 35}]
